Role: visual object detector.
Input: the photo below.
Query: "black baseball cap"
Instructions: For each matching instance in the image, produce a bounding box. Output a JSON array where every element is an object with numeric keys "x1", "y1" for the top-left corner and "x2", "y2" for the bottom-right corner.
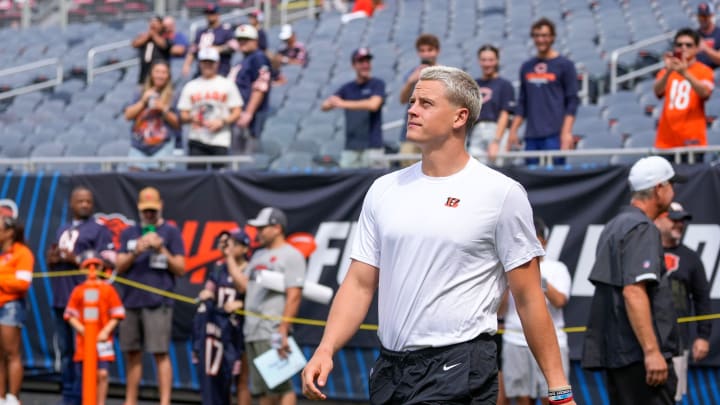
[
  {"x1": 204, "y1": 3, "x2": 219, "y2": 14},
  {"x1": 698, "y1": 2, "x2": 715, "y2": 16},
  {"x1": 351, "y1": 47, "x2": 373, "y2": 63},
  {"x1": 667, "y1": 202, "x2": 692, "y2": 221}
]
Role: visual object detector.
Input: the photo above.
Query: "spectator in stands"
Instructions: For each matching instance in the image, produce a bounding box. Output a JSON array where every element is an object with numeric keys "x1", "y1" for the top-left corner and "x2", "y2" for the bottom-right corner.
[
  {"x1": 163, "y1": 16, "x2": 189, "y2": 58},
  {"x1": 0, "y1": 200, "x2": 17, "y2": 220},
  {"x1": 248, "y1": 9, "x2": 268, "y2": 51},
  {"x1": 508, "y1": 18, "x2": 578, "y2": 166},
  {"x1": 582, "y1": 156, "x2": 681, "y2": 404},
  {"x1": 471, "y1": 44, "x2": 516, "y2": 162},
  {"x1": 654, "y1": 28, "x2": 713, "y2": 163},
  {"x1": 238, "y1": 207, "x2": 305, "y2": 405},
  {"x1": 340, "y1": 0, "x2": 376, "y2": 23},
  {"x1": 116, "y1": 187, "x2": 185, "y2": 405},
  {"x1": 132, "y1": 16, "x2": 171, "y2": 85},
  {"x1": 124, "y1": 61, "x2": 180, "y2": 171},
  {"x1": 277, "y1": 24, "x2": 308, "y2": 66},
  {"x1": 321, "y1": 47, "x2": 386, "y2": 168},
  {"x1": 177, "y1": 48, "x2": 243, "y2": 170},
  {"x1": 64, "y1": 252, "x2": 125, "y2": 405},
  {"x1": 502, "y1": 216, "x2": 571, "y2": 405},
  {"x1": 398, "y1": 34, "x2": 440, "y2": 165},
  {"x1": 0, "y1": 216, "x2": 34, "y2": 405},
  {"x1": 47, "y1": 187, "x2": 114, "y2": 405},
  {"x1": 654, "y1": 202, "x2": 712, "y2": 403},
  {"x1": 696, "y1": 2, "x2": 720, "y2": 69},
  {"x1": 183, "y1": 3, "x2": 236, "y2": 77},
  {"x1": 229, "y1": 24, "x2": 272, "y2": 153}
]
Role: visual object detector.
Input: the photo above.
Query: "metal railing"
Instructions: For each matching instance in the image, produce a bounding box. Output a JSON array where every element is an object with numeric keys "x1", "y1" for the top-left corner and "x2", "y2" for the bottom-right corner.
[
  {"x1": 609, "y1": 31, "x2": 675, "y2": 93},
  {"x1": 86, "y1": 40, "x2": 138, "y2": 84},
  {"x1": 2, "y1": 146, "x2": 716, "y2": 173},
  {"x1": 279, "y1": 0, "x2": 319, "y2": 26},
  {"x1": 0, "y1": 58, "x2": 63, "y2": 101}
]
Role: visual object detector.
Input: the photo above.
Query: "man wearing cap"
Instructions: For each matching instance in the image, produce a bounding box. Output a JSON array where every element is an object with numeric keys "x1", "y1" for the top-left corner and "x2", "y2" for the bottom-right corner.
[
  {"x1": 248, "y1": 9, "x2": 268, "y2": 51},
  {"x1": 696, "y1": 2, "x2": 720, "y2": 69},
  {"x1": 132, "y1": 15, "x2": 172, "y2": 85},
  {"x1": 115, "y1": 187, "x2": 186, "y2": 405},
  {"x1": 47, "y1": 187, "x2": 114, "y2": 405},
  {"x1": 240, "y1": 207, "x2": 306, "y2": 404},
  {"x1": 321, "y1": 47, "x2": 386, "y2": 168},
  {"x1": 277, "y1": 24, "x2": 308, "y2": 66},
  {"x1": 654, "y1": 202, "x2": 712, "y2": 403},
  {"x1": 0, "y1": 199, "x2": 18, "y2": 220},
  {"x1": 194, "y1": 228, "x2": 252, "y2": 405},
  {"x1": 582, "y1": 156, "x2": 683, "y2": 405},
  {"x1": 178, "y1": 47, "x2": 243, "y2": 169},
  {"x1": 229, "y1": 24, "x2": 272, "y2": 152},
  {"x1": 182, "y1": 3, "x2": 235, "y2": 77}
]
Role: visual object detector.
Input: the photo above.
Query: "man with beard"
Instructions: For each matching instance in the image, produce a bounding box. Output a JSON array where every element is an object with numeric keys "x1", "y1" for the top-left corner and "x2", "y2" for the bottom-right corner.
[{"x1": 47, "y1": 187, "x2": 114, "y2": 405}]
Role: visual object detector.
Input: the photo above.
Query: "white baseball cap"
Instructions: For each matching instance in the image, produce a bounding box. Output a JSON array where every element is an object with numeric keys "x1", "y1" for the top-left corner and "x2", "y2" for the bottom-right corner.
[
  {"x1": 278, "y1": 24, "x2": 293, "y2": 41},
  {"x1": 0, "y1": 199, "x2": 18, "y2": 219},
  {"x1": 628, "y1": 156, "x2": 686, "y2": 191},
  {"x1": 197, "y1": 47, "x2": 220, "y2": 62},
  {"x1": 235, "y1": 24, "x2": 258, "y2": 40}
]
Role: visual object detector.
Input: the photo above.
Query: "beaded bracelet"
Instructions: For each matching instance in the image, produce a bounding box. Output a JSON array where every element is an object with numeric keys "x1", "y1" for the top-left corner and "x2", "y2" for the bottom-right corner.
[{"x1": 548, "y1": 385, "x2": 574, "y2": 405}]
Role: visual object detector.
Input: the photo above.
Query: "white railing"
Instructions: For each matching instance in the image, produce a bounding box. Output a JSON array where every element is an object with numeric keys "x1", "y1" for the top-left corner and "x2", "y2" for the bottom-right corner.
[
  {"x1": 2, "y1": 146, "x2": 717, "y2": 173},
  {"x1": 0, "y1": 58, "x2": 63, "y2": 101},
  {"x1": 609, "y1": 31, "x2": 675, "y2": 93},
  {"x1": 86, "y1": 40, "x2": 138, "y2": 84}
]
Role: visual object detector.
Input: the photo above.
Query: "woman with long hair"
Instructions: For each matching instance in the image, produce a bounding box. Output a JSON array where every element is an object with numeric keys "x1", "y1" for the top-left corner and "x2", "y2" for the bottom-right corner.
[
  {"x1": 0, "y1": 215, "x2": 34, "y2": 405},
  {"x1": 124, "y1": 60, "x2": 180, "y2": 170},
  {"x1": 470, "y1": 44, "x2": 516, "y2": 163}
]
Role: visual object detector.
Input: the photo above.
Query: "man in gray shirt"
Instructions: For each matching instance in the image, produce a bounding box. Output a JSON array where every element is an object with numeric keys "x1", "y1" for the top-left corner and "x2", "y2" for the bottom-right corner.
[{"x1": 239, "y1": 207, "x2": 305, "y2": 404}]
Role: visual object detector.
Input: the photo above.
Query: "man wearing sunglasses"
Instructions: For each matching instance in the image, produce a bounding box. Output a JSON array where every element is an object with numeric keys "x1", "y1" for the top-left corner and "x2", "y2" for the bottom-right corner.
[
  {"x1": 653, "y1": 28, "x2": 713, "y2": 162},
  {"x1": 654, "y1": 202, "x2": 712, "y2": 403}
]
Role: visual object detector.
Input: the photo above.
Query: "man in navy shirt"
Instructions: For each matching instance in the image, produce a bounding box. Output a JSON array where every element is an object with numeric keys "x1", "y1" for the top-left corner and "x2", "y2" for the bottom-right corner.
[
  {"x1": 116, "y1": 187, "x2": 185, "y2": 405},
  {"x1": 230, "y1": 24, "x2": 272, "y2": 152},
  {"x1": 322, "y1": 48, "x2": 386, "y2": 168},
  {"x1": 508, "y1": 18, "x2": 579, "y2": 165},
  {"x1": 248, "y1": 9, "x2": 268, "y2": 51},
  {"x1": 47, "y1": 187, "x2": 114, "y2": 405},
  {"x1": 183, "y1": 3, "x2": 236, "y2": 77},
  {"x1": 696, "y1": 2, "x2": 720, "y2": 69}
]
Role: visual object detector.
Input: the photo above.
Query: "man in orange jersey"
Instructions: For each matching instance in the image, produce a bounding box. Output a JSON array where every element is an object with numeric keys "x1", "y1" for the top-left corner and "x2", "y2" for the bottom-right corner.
[{"x1": 654, "y1": 28, "x2": 713, "y2": 163}]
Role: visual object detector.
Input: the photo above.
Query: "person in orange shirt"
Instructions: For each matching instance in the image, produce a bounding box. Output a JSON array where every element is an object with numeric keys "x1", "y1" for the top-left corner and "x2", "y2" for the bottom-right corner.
[
  {"x1": 654, "y1": 27, "x2": 714, "y2": 163},
  {"x1": 0, "y1": 215, "x2": 34, "y2": 405},
  {"x1": 64, "y1": 252, "x2": 125, "y2": 405}
]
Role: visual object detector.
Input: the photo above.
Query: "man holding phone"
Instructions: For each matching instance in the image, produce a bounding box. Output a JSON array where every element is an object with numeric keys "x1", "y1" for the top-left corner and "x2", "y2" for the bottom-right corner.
[
  {"x1": 115, "y1": 187, "x2": 185, "y2": 405},
  {"x1": 653, "y1": 28, "x2": 713, "y2": 161}
]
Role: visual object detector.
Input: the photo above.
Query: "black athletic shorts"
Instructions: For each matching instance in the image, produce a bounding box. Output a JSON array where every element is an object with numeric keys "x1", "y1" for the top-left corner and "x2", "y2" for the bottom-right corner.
[
  {"x1": 369, "y1": 334, "x2": 498, "y2": 404},
  {"x1": 606, "y1": 360, "x2": 677, "y2": 405}
]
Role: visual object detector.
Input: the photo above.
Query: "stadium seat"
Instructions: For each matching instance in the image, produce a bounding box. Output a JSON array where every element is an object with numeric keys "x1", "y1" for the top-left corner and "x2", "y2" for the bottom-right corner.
[{"x1": 269, "y1": 151, "x2": 314, "y2": 172}]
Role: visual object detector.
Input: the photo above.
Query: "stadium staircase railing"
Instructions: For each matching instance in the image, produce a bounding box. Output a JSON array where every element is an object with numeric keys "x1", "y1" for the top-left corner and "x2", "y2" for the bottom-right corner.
[{"x1": 0, "y1": 58, "x2": 64, "y2": 101}]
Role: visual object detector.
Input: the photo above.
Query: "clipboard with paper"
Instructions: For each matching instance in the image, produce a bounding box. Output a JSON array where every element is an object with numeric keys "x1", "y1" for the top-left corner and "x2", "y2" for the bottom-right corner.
[{"x1": 252, "y1": 336, "x2": 307, "y2": 389}]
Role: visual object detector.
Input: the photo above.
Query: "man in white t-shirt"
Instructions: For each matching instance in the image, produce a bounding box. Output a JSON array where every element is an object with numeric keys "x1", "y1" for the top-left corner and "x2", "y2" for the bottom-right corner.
[
  {"x1": 502, "y1": 216, "x2": 571, "y2": 405},
  {"x1": 301, "y1": 66, "x2": 576, "y2": 405},
  {"x1": 177, "y1": 47, "x2": 242, "y2": 170}
]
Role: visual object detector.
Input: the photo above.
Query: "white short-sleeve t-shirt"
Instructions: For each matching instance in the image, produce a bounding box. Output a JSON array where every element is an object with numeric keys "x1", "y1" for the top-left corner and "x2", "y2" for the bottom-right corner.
[
  {"x1": 177, "y1": 75, "x2": 243, "y2": 148},
  {"x1": 351, "y1": 158, "x2": 544, "y2": 351},
  {"x1": 503, "y1": 259, "x2": 571, "y2": 348}
]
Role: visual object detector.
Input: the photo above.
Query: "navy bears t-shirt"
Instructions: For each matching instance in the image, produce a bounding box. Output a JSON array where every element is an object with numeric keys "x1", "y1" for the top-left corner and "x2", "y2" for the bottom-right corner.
[
  {"x1": 336, "y1": 77, "x2": 386, "y2": 150},
  {"x1": 475, "y1": 76, "x2": 515, "y2": 122},
  {"x1": 697, "y1": 26, "x2": 720, "y2": 69},
  {"x1": 51, "y1": 219, "x2": 114, "y2": 308},
  {"x1": 118, "y1": 222, "x2": 185, "y2": 308},
  {"x1": 193, "y1": 24, "x2": 235, "y2": 76},
  {"x1": 232, "y1": 49, "x2": 272, "y2": 117},
  {"x1": 516, "y1": 56, "x2": 579, "y2": 139}
]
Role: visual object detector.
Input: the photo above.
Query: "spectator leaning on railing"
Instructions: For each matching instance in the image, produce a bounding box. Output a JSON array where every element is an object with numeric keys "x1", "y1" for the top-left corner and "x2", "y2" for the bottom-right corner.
[
  {"x1": 124, "y1": 61, "x2": 181, "y2": 171},
  {"x1": 132, "y1": 16, "x2": 172, "y2": 85}
]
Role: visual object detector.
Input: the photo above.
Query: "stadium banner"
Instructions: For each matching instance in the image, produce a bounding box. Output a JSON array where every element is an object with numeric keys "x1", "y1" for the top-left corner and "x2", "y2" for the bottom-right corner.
[{"x1": 6, "y1": 164, "x2": 720, "y2": 388}]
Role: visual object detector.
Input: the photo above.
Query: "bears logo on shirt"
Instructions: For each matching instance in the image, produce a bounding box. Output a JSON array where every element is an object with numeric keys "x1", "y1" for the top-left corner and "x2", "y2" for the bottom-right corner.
[
  {"x1": 664, "y1": 252, "x2": 680, "y2": 274},
  {"x1": 526, "y1": 62, "x2": 557, "y2": 84},
  {"x1": 479, "y1": 87, "x2": 493, "y2": 104},
  {"x1": 94, "y1": 213, "x2": 135, "y2": 250}
]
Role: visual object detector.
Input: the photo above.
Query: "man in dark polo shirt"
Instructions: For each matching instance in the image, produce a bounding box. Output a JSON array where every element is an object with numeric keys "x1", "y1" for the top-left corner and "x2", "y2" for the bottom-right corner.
[
  {"x1": 116, "y1": 187, "x2": 185, "y2": 405},
  {"x1": 582, "y1": 156, "x2": 683, "y2": 405},
  {"x1": 47, "y1": 187, "x2": 114, "y2": 405},
  {"x1": 321, "y1": 47, "x2": 386, "y2": 168}
]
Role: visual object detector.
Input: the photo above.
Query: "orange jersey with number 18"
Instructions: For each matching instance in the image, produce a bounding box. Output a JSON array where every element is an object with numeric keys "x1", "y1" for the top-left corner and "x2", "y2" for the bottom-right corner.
[{"x1": 655, "y1": 62, "x2": 714, "y2": 148}]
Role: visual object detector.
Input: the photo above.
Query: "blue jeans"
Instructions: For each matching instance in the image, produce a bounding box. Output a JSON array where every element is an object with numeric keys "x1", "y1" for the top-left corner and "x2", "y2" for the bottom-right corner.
[
  {"x1": 54, "y1": 308, "x2": 80, "y2": 405},
  {"x1": 525, "y1": 134, "x2": 565, "y2": 166}
]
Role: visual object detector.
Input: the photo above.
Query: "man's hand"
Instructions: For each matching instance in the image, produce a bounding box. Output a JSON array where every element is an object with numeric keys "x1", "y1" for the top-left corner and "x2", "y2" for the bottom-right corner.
[
  {"x1": 276, "y1": 329, "x2": 291, "y2": 359},
  {"x1": 223, "y1": 300, "x2": 243, "y2": 313},
  {"x1": 97, "y1": 329, "x2": 110, "y2": 342},
  {"x1": 197, "y1": 289, "x2": 215, "y2": 301},
  {"x1": 506, "y1": 130, "x2": 521, "y2": 151},
  {"x1": 560, "y1": 130, "x2": 574, "y2": 150},
  {"x1": 692, "y1": 338, "x2": 710, "y2": 362},
  {"x1": 302, "y1": 347, "x2": 334, "y2": 400},
  {"x1": 59, "y1": 249, "x2": 78, "y2": 265},
  {"x1": 407, "y1": 64, "x2": 427, "y2": 83},
  {"x1": 644, "y1": 349, "x2": 668, "y2": 386},
  {"x1": 205, "y1": 119, "x2": 225, "y2": 132},
  {"x1": 237, "y1": 111, "x2": 253, "y2": 128},
  {"x1": 487, "y1": 140, "x2": 500, "y2": 161}
]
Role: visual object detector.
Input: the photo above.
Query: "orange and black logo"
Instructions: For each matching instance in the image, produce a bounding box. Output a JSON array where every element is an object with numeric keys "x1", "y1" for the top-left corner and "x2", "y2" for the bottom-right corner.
[{"x1": 445, "y1": 197, "x2": 460, "y2": 208}]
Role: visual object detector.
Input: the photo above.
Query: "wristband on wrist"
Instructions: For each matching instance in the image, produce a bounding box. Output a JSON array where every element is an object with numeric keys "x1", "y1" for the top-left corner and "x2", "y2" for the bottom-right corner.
[{"x1": 548, "y1": 385, "x2": 573, "y2": 404}]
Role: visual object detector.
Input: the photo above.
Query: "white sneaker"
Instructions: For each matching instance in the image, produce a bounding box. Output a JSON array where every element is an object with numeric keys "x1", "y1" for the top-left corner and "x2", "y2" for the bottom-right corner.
[
  {"x1": 4, "y1": 394, "x2": 19, "y2": 405},
  {"x1": 0, "y1": 396, "x2": 6, "y2": 405}
]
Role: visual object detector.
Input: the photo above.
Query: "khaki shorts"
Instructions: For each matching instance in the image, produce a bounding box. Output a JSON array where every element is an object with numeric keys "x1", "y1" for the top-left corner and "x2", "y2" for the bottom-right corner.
[
  {"x1": 119, "y1": 306, "x2": 173, "y2": 354},
  {"x1": 502, "y1": 341, "x2": 569, "y2": 398},
  {"x1": 246, "y1": 340, "x2": 294, "y2": 396}
]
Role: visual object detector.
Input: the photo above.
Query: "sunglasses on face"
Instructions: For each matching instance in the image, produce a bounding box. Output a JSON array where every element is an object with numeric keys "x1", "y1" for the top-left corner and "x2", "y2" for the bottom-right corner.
[{"x1": 674, "y1": 42, "x2": 695, "y2": 48}]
